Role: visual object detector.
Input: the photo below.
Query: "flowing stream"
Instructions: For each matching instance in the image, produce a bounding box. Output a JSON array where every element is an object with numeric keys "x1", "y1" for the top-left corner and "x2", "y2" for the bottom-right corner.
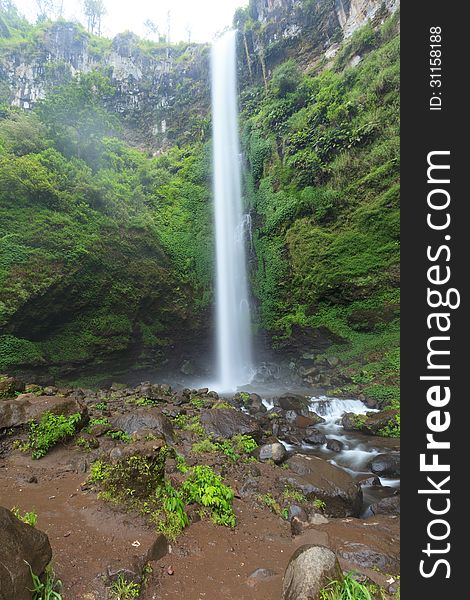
[{"x1": 212, "y1": 31, "x2": 253, "y2": 391}]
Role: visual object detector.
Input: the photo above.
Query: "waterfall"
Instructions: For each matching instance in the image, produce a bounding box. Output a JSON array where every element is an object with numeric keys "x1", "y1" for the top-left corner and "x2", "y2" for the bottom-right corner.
[{"x1": 212, "y1": 31, "x2": 253, "y2": 392}]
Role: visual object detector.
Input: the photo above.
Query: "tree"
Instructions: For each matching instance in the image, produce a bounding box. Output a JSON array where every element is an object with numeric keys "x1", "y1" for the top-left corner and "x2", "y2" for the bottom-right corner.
[
  {"x1": 144, "y1": 19, "x2": 159, "y2": 40},
  {"x1": 35, "y1": 0, "x2": 56, "y2": 22},
  {"x1": 83, "y1": 0, "x2": 106, "y2": 36}
]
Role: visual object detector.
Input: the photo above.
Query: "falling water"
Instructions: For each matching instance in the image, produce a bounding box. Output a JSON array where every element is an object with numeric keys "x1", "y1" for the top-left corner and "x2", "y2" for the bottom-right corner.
[{"x1": 212, "y1": 31, "x2": 253, "y2": 391}]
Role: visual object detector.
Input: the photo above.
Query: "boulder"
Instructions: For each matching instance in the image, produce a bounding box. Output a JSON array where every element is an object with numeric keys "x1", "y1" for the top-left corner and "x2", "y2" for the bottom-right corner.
[
  {"x1": 0, "y1": 394, "x2": 87, "y2": 430},
  {"x1": 369, "y1": 453, "x2": 400, "y2": 477},
  {"x1": 278, "y1": 394, "x2": 310, "y2": 413},
  {"x1": 246, "y1": 393, "x2": 267, "y2": 414},
  {"x1": 0, "y1": 375, "x2": 25, "y2": 399},
  {"x1": 294, "y1": 414, "x2": 325, "y2": 428},
  {"x1": 326, "y1": 439, "x2": 344, "y2": 452},
  {"x1": 110, "y1": 409, "x2": 174, "y2": 443},
  {"x1": 257, "y1": 441, "x2": 287, "y2": 464},
  {"x1": 369, "y1": 495, "x2": 400, "y2": 516},
  {"x1": 0, "y1": 507, "x2": 52, "y2": 600},
  {"x1": 342, "y1": 410, "x2": 399, "y2": 436},
  {"x1": 282, "y1": 545, "x2": 342, "y2": 600},
  {"x1": 282, "y1": 454, "x2": 363, "y2": 517},
  {"x1": 303, "y1": 430, "x2": 327, "y2": 446},
  {"x1": 200, "y1": 409, "x2": 261, "y2": 441}
]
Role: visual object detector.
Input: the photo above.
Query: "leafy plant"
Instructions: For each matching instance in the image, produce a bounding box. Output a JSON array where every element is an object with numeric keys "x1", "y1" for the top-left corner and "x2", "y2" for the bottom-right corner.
[
  {"x1": 106, "y1": 430, "x2": 132, "y2": 443},
  {"x1": 11, "y1": 507, "x2": 38, "y2": 527},
  {"x1": 313, "y1": 498, "x2": 327, "y2": 511},
  {"x1": 190, "y1": 397, "x2": 206, "y2": 408},
  {"x1": 29, "y1": 412, "x2": 82, "y2": 459},
  {"x1": 283, "y1": 486, "x2": 306, "y2": 503},
  {"x1": 28, "y1": 564, "x2": 62, "y2": 600},
  {"x1": 94, "y1": 401, "x2": 108, "y2": 411},
  {"x1": 182, "y1": 465, "x2": 236, "y2": 527},
  {"x1": 109, "y1": 574, "x2": 140, "y2": 600}
]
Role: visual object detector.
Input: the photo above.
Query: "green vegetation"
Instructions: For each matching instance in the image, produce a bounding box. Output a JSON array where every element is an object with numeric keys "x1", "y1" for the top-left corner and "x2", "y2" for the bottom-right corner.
[
  {"x1": 89, "y1": 447, "x2": 235, "y2": 539},
  {"x1": 320, "y1": 573, "x2": 374, "y2": 600},
  {"x1": 29, "y1": 564, "x2": 63, "y2": 600},
  {"x1": 28, "y1": 412, "x2": 82, "y2": 459},
  {"x1": 11, "y1": 506, "x2": 38, "y2": 527},
  {"x1": 191, "y1": 434, "x2": 258, "y2": 462},
  {"x1": 283, "y1": 486, "x2": 307, "y2": 503},
  {"x1": 106, "y1": 430, "x2": 132, "y2": 443},
  {"x1": 109, "y1": 574, "x2": 140, "y2": 600},
  {"x1": 239, "y1": 14, "x2": 400, "y2": 421}
]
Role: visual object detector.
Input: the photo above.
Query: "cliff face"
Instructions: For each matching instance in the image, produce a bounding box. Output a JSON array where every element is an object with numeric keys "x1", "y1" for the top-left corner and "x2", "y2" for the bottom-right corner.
[
  {"x1": 0, "y1": 22, "x2": 210, "y2": 149},
  {"x1": 0, "y1": 0, "x2": 399, "y2": 150}
]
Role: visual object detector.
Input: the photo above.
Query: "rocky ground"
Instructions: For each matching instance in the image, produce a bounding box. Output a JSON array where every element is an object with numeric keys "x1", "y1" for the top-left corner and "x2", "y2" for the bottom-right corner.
[{"x1": 0, "y1": 376, "x2": 400, "y2": 599}]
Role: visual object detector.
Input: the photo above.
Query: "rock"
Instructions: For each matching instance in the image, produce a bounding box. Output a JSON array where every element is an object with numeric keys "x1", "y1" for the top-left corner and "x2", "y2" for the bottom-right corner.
[
  {"x1": 290, "y1": 507, "x2": 310, "y2": 536},
  {"x1": 342, "y1": 410, "x2": 399, "y2": 435},
  {"x1": 110, "y1": 409, "x2": 174, "y2": 443},
  {"x1": 247, "y1": 568, "x2": 276, "y2": 587},
  {"x1": 146, "y1": 534, "x2": 169, "y2": 562},
  {"x1": 369, "y1": 453, "x2": 400, "y2": 477},
  {"x1": 257, "y1": 441, "x2": 287, "y2": 464},
  {"x1": 281, "y1": 545, "x2": 342, "y2": 600},
  {"x1": 369, "y1": 495, "x2": 400, "y2": 516},
  {"x1": 282, "y1": 454, "x2": 363, "y2": 517},
  {"x1": 0, "y1": 506, "x2": 52, "y2": 600},
  {"x1": 358, "y1": 476, "x2": 381, "y2": 487},
  {"x1": 200, "y1": 409, "x2": 261, "y2": 441},
  {"x1": 239, "y1": 477, "x2": 260, "y2": 498},
  {"x1": 326, "y1": 439, "x2": 344, "y2": 452},
  {"x1": 0, "y1": 375, "x2": 25, "y2": 399},
  {"x1": 294, "y1": 414, "x2": 325, "y2": 428},
  {"x1": 108, "y1": 438, "x2": 166, "y2": 463},
  {"x1": 278, "y1": 394, "x2": 310, "y2": 413},
  {"x1": 246, "y1": 393, "x2": 267, "y2": 414},
  {"x1": 0, "y1": 394, "x2": 88, "y2": 430},
  {"x1": 336, "y1": 542, "x2": 399, "y2": 573},
  {"x1": 303, "y1": 430, "x2": 327, "y2": 446},
  {"x1": 42, "y1": 386, "x2": 58, "y2": 396}
]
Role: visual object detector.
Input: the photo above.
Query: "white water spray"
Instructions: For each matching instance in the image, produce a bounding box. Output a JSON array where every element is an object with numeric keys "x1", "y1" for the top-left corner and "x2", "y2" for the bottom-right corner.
[{"x1": 212, "y1": 31, "x2": 253, "y2": 391}]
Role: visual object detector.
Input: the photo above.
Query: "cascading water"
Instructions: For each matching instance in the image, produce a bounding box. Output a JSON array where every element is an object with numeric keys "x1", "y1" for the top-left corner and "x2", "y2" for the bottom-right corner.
[{"x1": 212, "y1": 31, "x2": 253, "y2": 392}]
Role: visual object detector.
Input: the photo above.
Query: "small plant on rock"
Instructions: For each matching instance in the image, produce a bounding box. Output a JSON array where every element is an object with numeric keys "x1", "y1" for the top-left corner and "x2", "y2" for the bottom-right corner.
[
  {"x1": 11, "y1": 506, "x2": 38, "y2": 527},
  {"x1": 107, "y1": 430, "x2": 132, "y2": 443},
  {"x1": 29, "y1": 412, "x2": 82, "y2": 459},
  {"x1": 319, "y1": 572, "x2": 373, "y2": 599}
]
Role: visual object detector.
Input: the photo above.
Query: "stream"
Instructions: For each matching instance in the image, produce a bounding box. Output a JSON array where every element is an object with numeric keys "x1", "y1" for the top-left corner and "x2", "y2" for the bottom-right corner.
[{"x1": 262, "y1": 395, "x2": 400, "y2": 516}]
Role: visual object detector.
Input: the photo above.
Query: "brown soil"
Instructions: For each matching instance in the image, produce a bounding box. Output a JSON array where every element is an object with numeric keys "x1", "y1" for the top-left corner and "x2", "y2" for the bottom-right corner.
[{"x1": 0, "y1": 442, "x2": 399, "y2": 600}]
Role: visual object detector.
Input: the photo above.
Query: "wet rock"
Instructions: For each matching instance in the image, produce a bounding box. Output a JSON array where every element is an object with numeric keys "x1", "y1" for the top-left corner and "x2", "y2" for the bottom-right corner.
[
  {"x1": 282, "y1": 454, "x2": 363, "y2": 517},
  {"x1": 146, "y1": 534, "x2": 169, "y2": 562},
  {"x1": 336, "y1": 541, "x2": 399, "y2": 573},
  {"x1": 358, "y1": 476, "x2": 382, "y2": 487},
  {"x1": 111, "y1": 409, "x2": 174, "y2": 443},
  {"x1": 342, "y1": 410, "x2": 399, "y2": 435},
  {"x1": 106, "y1": 556, "x2": 144, "y2": 584},
  {"x1": 369, "y1": 495, "x2": 400, "y2": 516},
  {"x1": 0, "y1": 506, "x2": 52, "y2": 600},
  {"x1": 294, "y1": 413, "x2": 325, "y2": 428},
  {"x1": 246, "y1": 393, "x2": 267, "y2": 414},
  {"x1": 257, "y1": 441, "x2": 287, "y2": 464},
  {"x1": 200, "y1": 409, "x2": 261, "y2": 441},
  {"x1": 207, "y1": 391, "x2": 219, "y2": 400},
  {"x1": 278, "y1": 394, "x2": 310, "y2": 413},
  {"x1": 303, "y1": 430, "x2": 327, "y2": 446},
  {"x1": 0, "y1": 394, "x2": 88, "y2": 430},
  {"x1": 108, "y1": 438, "x2": 166, "y2": 463},
  {"x1": 326, "y1": 439, "x2": 344, "y2": 452},
  {"x1": 369, "y1": 453, "x2": 400, "y2": 477},
  {"x1": 290, "y1": 506, "x2": 310, "y2": 536},
  {"x1": 0, "y1": 375, "x2": 25, "y2": 399},
  {"x1": 282, "y1": 545, "x2": 342, "y2": 600}
]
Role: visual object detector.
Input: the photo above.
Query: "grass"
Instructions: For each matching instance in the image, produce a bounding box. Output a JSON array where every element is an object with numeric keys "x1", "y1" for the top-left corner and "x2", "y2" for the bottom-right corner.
[{"x1": 319, "y1": 573, "x2": 373, "y2": 600}]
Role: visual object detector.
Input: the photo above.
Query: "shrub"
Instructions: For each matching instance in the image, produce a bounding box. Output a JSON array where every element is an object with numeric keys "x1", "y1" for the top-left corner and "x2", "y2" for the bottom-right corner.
[
  {"x1": 11, "y1": 506, "x2": 38, "y2": 527},
  {"x1": 29, "y1": 412, "x2": 82, "y2": 459}
]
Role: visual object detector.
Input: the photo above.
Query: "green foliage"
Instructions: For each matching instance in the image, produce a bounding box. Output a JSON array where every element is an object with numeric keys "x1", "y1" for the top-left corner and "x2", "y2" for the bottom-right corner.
[
  {"x1": 11, "y1": 506, "x2": 38, "y2": 527},
  {"x1": 232, "y1": 434, "x2": 258, "y2": 454},
  {"x1": 29, "y1": 412, "x2": 82, "y2": 459},
  {"x1": 258, "y1": 493, "x2": 285, "y2": 517},
  {"x1": 89, "y1": 459, "x2": 111, "y2": 483},
  {"x1": 173, "y1": 414, "x2": 205, "y2": 437},
  {"x1": 313, "y1": 498, "x2": 327, "y2": 511},
  {"x1": 94, "y1": 401, "x2": 108, "y2": 411},
  {"x1": 283, "y1": 486, "x2": 306, "y2": 503},
  {"x1": 181, "y1": 465, "x2": 236, "y2": 527},
  {"x1": 109, "y1": 574, "x2": 140, "y2": 600},
  {"x1": 190, "y1": 397, "x2": 207, "y2": 409},
  {"x1": 320, "y1": 572, "x2": 373, "y2": 600},
  {"x1": 191, "y1": 438, "x2": 218, "y2": 454},
  {"x1": 106, "y1": 430, "x2": 132, "y2": 443},
  {"x1": 29, "y1": 564, "x2": 63, "y2": 600}
]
